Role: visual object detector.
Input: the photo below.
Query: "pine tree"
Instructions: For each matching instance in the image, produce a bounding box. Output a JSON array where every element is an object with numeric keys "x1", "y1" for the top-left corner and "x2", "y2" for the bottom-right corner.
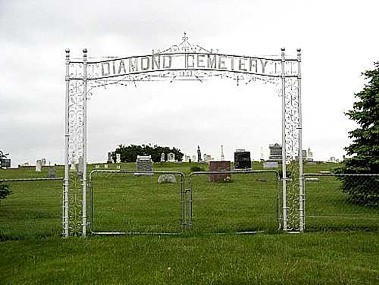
[{"x1": 337, "y1": 62, "x2": 379, "y2": 206}]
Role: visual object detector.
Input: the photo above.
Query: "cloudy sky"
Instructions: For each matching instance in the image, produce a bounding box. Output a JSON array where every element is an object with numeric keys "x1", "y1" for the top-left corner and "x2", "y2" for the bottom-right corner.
[{"x1": 1, "y1": 0, "x2": 378, "y2": 167}]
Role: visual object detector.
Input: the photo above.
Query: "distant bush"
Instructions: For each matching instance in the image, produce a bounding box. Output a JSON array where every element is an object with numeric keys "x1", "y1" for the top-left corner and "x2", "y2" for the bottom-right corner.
[
  {"x1": 0, "y1": 183, "x2": 12, "y2": 200},
  {"x1": 190, "y1": 166, "x2": 205, "y2": 172}
]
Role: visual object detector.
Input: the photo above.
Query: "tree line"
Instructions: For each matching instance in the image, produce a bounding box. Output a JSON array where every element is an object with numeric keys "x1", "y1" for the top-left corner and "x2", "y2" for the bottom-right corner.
[{"x1": 111, "y1": 144, "x2": 184, "y2": 163}]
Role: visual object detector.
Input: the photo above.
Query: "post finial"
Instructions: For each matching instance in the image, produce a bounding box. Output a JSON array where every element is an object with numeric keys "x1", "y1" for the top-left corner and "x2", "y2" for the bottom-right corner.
[
  {"x1": 65, "y1": 49, "x2": 70, "y2": 60},
  {"x1": 182, "y1": 32, "x2": 188, "y2": 42},
  {"x1": 83, "y1": 48, "x2": 88, "y2": 61}
]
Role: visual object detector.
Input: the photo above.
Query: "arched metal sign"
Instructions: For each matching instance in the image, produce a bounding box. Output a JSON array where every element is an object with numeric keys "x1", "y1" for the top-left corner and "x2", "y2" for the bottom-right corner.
[{"x1": 64, "y1": 34, "x2": 304, "y2": 236}]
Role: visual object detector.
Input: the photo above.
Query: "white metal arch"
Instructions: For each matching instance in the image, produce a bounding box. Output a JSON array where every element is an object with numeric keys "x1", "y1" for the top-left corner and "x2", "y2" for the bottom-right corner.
[{"x1": 64, "y1": 34, "x2": 304, "y2": 237}]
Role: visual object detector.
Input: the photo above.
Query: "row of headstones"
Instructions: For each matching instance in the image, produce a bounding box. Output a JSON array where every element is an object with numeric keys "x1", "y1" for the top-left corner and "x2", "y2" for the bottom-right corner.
[
  {"x1": 35, "y1": 160, "x2": 57, "y2": 178},
  {"x1": 107, "y1": 153, "x2": 121, "y2": 164}
]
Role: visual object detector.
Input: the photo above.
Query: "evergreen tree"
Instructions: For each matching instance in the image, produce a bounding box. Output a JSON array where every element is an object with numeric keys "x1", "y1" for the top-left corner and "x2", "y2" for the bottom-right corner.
[{"x1": 337, "y1": 62, "x2": 379, "y2": 206}]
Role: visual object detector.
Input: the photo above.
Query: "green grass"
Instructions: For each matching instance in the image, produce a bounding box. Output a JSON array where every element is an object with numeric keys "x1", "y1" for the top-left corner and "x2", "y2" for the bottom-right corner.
[
  {"x1": 0, "y1": 162, "x2": 379, "y2": 284},
  {"x1": 1, "y1": 233, "x2": 379, "y2": 284}
]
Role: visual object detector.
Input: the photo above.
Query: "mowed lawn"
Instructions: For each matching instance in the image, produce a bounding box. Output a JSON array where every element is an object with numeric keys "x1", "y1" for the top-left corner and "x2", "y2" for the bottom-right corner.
[{"x1": 1, "y1": 163, "x2": 379, "y2": 284}]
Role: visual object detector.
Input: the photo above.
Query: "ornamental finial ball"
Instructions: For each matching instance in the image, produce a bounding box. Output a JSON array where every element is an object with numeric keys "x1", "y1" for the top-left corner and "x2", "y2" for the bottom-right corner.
[
  {"x1": 83, "y1": 48, "x2": 87, "y2": 53},
  {"x1": 297, "y1": 48, "x2": 301, "y2": 52},
  {"x1": 281, "y1": 47, "x2": 285, "y2": 52},
  {"x1": 65, "y1": 48, "x2": 70, "y2": 53}
]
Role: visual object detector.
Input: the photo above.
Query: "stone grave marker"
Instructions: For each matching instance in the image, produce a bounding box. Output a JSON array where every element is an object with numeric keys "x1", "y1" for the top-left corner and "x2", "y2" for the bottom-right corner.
[
  {"x1": 167, "y1": 153, "x2": 175, "y2": 162},
  {"x1": 158, "y1": 174, "x2": 177, "y2": 184},
  {"x1": 209, "y1": 161, "x2": 231, "y2": 182},
  {"x1": 263, "y1": 161, "x2": 279, "y2": 169},
  {"x1": 35, "y1": 160, "x2": 42, "y2": 172},
  {"x1": 135, "y1": 155, "x2": 154, "y2": 175},
  {"x1": 160, "y1": 153, "x2": 165, "y2": 162},
  {"x1": 47, "y1": 166, "x2": 57, "y2": 178}
]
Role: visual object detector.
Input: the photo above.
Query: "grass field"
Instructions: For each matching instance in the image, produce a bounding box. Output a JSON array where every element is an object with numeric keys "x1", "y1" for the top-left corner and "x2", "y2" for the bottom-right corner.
[{"x1": 1, "y1": 162, "x2": 379, "y2": 284}]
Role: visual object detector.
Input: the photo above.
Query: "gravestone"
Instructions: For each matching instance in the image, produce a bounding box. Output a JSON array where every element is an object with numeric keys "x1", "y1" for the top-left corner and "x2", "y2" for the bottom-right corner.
[
  {"x1": 197, "y1": 145, "x2": 202, "y2": 162},
  {"x1": 220, "y1": 145, "x2": 225, "y2": 161},
  {"x1": 167, "y1": 153, "x2": 175, "y2": 162},
  {"x1": 1, "y1": 158, "x2": 11, "y2": 168},
  {"x1": 204, "y1": 154, "x2": 212, "y2": 163},
  {"x1": 160, "y1": 153, "x2": 165, "y2": 162},
  {"x1": 107, "y1": 152, "x2": 113, "y2": 164},
  {"x1": 158, "y1": 174, "x2": 177, "y2": 184},
  {"x1": 209, "y1": 161, "x2": 231, "y2": 182},
  {"x1": 78, "y1": 156, "x2": 84, "y2": 174},
  {"x1": 234, "y1": 149, "x2": 251, "y2": 170},
  {"x1": 116, "y1": 153, "x2": 121, "y2": 164},
  {"x1": 35, "y1": 160, "x2": 42, "y2": 172},
  {"x1": 268, "y1": 143, "x2": 282, "y2": 162},
  {"x1": 263, "y1": 161, "x2": 279, "y2": 169},
  {"x1": 47, "y1": 166, "x2": 57, "y2": 178},
  {"x1": 70, "y1": 161, "x2": 76, "y2": 171},
  {"x1": 135, "y1": 155, "x2": 154, "y2": 175}
]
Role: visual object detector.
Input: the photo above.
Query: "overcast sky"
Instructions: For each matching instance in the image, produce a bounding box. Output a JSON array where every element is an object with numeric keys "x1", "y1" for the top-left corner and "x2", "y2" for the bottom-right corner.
[{"x1": 1, "y1": 0, "x2": 378, "y2": 167}]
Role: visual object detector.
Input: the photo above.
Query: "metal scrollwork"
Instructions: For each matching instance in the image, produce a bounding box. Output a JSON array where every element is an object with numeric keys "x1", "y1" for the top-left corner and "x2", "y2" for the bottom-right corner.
[
  {"x1": 68, "y1": 172, "x2": 83, "y2": 235},
  {"x1": 283, "y1": 76, "x2": 302, "y2": 231}
]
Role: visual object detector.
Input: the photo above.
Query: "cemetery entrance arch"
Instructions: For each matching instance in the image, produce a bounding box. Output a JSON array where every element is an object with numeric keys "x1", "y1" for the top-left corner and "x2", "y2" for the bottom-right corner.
[{"x1": 64, "y1": 34, "x2": 304, "y2": 237}]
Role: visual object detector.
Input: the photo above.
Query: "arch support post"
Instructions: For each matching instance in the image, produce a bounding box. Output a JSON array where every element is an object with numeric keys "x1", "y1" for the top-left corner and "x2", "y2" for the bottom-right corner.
[
  {"x1": 63, "y1": 49, "x2": 70, "y2": 237},
  {"x1": 281, "y1": 48, "x2": 304, "y2": 232},
  {"x1": 82, "y1": 49, "x2": 88, "y2": 237},
  {"x1": 63, "y1": 49, "x2": 87, "y2": 236}
]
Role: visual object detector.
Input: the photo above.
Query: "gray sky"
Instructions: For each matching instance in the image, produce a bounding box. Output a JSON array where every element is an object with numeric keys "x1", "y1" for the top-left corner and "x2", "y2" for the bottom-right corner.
[{"x1": 1, "y1": 0, "x2": 378, "y2": 166}]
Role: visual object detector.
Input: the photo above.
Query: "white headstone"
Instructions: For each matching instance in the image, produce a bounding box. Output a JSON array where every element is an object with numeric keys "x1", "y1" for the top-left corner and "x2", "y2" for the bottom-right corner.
[
  {"x1": 167, "y1": 153, "x2": 175, "y2": 162},
  {"x1": 78, "y1": 156, "x2": 84, "y2": 174},
  {"x1": 116, "y1": 153, "x2": 121, "y2": 164},
  {"x1": 104, "y1": 164, "x2": 108, "y2": 169},
  {"x1": 160, "y1": 153, "x2": 165, "y2": 162},
  {"x1": 204, "y1": 154, "x2": 212, "y2": 163},
  {"x1": 35, "y1": 160, "x2": 42, "y2": 172},
  {"x1": 263, "y1": 161, "x2": 279, "y2": 169}
]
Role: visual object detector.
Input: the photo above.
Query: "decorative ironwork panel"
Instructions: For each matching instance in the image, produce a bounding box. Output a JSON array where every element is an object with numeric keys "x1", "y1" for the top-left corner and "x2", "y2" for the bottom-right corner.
[
  {"x1": 68, "y1": 172, "x2": 83, "y2": 235},
  {"x1": 283, "y1": 77, "x2": 301, "y2": 231},
  {"x1": 68, "y1": 80, "x2": 84, "y2": 166}
]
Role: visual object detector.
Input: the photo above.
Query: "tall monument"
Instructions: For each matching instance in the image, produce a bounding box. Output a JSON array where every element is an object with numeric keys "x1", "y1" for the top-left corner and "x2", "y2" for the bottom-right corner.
[
  {"x1": 220, "y1": 145, "x2": 225, "y2": 161},
  {"x1": 197, "y1": 145, "x2": 202, "y2": 162}
]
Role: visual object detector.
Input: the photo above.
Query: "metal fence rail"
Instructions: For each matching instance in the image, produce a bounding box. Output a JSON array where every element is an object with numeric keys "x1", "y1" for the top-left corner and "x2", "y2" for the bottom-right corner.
[
  {"x1": 88, "y1": 170, "x2": 186, "y2": 235},
  {"x1": 1, "y1": 171, "x2": 378, "y2": 238},
  {"x1": 0, "y1": 178, "x2": 63, "y2": 240},
  {"x1": 188, "y1": 170, "x2": 281, "y2": 233},
  {"x1": 304, "y1": 173, "x2": 379, "y2": 231}
]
